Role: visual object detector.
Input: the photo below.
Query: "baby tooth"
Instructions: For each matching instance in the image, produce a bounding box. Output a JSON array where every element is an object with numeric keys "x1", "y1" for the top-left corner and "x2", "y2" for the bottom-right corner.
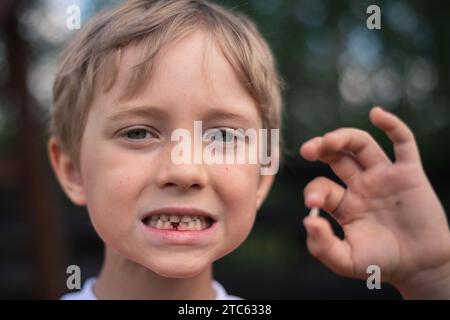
[
  {"x1": 181, "y1": 216, "x2": 192, "y2": 222},
  {"x1": 188, "y1": 221, "x2": 195, "y2": 229},
  {"x1": 163, "y1": 221, "x2": 172, "y2": 229},
  {"x1": 178, "y1": 222, "x2": 188, "y2": 230},
  {"x1": 150, "y1": 216, "x2": 158, "y2": 221},
  {"x1": 169, "y1": 215, "x2": 180, "y2": 222},
  {"x1": 156, "y1": 220, "x2": 164, "y2": 229},
  {"x1": 194, "y1": 219, "x2": 201, "y2": 230},
  {"x1": 150, "y1": 219, "x2": 157, "y2": 227},
  {"x1": 160, "y1": 215, "x2": 169, "y2": 222},
  {"x1": 309, "y1": 207, "x2": 320, "y2": 217}
]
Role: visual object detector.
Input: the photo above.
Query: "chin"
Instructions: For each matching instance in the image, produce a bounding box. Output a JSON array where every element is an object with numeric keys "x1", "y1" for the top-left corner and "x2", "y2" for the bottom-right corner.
[
  {"x1": 141, "y1": 256, "x2": 211, "y2": 279},
  {"x1": 152, "y1": 263, "x2": 208, "y2": 279}
]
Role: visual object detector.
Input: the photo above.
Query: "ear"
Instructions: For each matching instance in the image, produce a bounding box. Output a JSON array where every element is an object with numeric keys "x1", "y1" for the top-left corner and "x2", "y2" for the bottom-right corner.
[
  {"x1": 255, "y1": 173, "x2": 275, "y2": 211},
  {"x1": 47, "y1": 136, "x2": 87, "y2": 206}
]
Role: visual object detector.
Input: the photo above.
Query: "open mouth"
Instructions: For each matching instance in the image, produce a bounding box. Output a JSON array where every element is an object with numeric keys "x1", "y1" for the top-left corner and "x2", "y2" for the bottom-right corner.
[
  {"x1": 142, "y1": 215, "x2": 215, "y2": 231},
  {"x1": 141, "y1": 208, "x2": 217, "y2": 231}
]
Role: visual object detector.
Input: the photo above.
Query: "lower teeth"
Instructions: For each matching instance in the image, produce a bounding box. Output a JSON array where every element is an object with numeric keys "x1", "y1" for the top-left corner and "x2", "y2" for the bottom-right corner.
[{"x1": 144, "y1": 218, "x2": 212, "y2": 231}]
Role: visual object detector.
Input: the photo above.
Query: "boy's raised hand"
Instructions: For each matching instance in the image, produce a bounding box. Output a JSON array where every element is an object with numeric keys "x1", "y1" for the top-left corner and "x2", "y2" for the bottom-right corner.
[{"x1": 300, "y1": 107, "x2": 450, "y2": 299}]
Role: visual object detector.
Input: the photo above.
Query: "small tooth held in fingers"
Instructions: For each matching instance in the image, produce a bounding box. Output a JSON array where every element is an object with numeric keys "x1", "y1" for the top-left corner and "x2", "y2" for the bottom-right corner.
[
  {"x1": 309, "y1": 207, "x2": 320, "y2": 217},
  {"x1": 169, "y1": 215, "x2": 180, "y2": 222}
]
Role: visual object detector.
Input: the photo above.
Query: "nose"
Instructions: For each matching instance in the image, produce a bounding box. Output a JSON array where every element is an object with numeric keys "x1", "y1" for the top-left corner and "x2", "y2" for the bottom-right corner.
[{"x1": 156, "y1": 150, "x2": 208, "y2": 191}]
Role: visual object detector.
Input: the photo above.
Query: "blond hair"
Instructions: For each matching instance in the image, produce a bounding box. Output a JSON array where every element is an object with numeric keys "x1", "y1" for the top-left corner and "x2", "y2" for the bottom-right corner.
[{"x1": 50, "y1": 0, "x2": 284, "y2": 165}]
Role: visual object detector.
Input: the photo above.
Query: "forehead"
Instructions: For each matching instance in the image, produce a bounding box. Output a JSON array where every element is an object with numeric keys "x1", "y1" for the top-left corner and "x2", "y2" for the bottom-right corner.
[{"x1": 95, "y1": 30, "x2": 260, "y2": 125}]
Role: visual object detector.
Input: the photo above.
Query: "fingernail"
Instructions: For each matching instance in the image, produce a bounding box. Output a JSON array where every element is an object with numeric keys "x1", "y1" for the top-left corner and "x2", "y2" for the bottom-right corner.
[{"x1": 306, "y1": 193, "x2": 320, "y2": 206}]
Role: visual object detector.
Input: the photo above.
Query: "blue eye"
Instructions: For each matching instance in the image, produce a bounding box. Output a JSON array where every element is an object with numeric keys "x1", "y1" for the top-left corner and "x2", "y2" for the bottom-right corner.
[
  {"x1": 214, "y1": 129, "x2": 234, "y2": 143},
  {"x1": 123, "y1": 128, "x2": 154, "y2": 140},
  {"x1": 204, "y1": 128, "x2": 243, "y2": 145}
]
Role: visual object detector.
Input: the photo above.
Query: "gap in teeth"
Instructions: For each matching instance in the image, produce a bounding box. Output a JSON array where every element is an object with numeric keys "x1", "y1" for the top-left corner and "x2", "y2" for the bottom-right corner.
[{"x1": 145, "y1": 215, "x2": 212, "y2": 230}]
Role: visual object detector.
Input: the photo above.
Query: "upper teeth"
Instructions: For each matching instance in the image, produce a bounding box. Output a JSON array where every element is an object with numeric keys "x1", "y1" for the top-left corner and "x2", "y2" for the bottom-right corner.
[
  {"x1": 150, "y1": 215, "x2": 201, "y2": 223},
  {"x1": 146, "y1": 215, "x2": 211, "y2": 230}
]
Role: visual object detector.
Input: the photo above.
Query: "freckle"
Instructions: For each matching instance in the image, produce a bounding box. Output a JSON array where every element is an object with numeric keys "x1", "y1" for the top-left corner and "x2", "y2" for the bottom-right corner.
[{"x1": 396, "y1": 200, "x2": 401, "y2": 207}]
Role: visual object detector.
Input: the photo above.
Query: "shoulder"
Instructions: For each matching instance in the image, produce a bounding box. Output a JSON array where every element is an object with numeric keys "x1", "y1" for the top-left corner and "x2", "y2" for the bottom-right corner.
[
  {"x1": 60, "y1": 277, "x2": 241, "y2": 300},
  {"x1": 213, "y1": 280, "x2": 243, "y2": 300},
  {"x1": 60, "y1": 277, "x2": 97, "y2": 300}
]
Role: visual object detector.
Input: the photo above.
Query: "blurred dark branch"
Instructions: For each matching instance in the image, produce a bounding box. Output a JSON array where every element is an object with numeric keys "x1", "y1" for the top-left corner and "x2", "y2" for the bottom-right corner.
[
  {"x1": 0, "y1": 0, "x2": 16, "y2": 25},
  {"x1": 3, "y1": 0, "x2": 67, "y2": 299}
]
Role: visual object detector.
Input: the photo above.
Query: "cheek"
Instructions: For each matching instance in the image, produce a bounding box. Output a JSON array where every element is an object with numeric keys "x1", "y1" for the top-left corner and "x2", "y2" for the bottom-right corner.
[
  {"x1": 211, "y1": 164, "x2": 260, "y2": 245},
  {"x1": 80, "y1": 144, "x2": 150, "y2": 242},
  {"x1": 215, "y1": 164, "x2": 260, "y2": 205}
]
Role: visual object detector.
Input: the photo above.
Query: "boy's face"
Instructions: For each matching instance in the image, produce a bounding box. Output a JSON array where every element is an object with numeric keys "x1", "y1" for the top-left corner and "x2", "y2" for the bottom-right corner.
[{"x1": 51, "y1": 30, "x2": 274, "y2": 278}]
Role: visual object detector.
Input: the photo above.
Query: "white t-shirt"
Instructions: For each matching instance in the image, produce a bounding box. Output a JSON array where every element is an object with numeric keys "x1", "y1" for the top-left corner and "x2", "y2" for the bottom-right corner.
[{"x1": 61, "y1": 277, "x2": 242, "y2": 300}]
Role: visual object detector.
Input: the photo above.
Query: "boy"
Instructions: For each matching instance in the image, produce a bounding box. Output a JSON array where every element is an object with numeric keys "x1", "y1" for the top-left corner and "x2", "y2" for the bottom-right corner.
[{"x1": 47, "y1": 0, "x2": 450, "y2": 299}]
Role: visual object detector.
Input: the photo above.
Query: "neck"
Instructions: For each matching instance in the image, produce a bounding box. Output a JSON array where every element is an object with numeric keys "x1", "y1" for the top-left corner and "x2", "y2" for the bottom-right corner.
[{"x1": 93, "y1": 246, "x2": 216, "y2": 299}]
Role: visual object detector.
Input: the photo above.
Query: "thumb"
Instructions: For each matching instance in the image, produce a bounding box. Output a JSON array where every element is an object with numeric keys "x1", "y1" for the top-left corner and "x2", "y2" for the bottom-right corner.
[{"x1": 303, "y1": 214, "x2": 354, "y2": 277}]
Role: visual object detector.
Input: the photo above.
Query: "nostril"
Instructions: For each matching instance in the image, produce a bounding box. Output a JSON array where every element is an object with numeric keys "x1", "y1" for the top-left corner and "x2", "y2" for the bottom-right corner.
[{"x1": 165, "y1": 182, "x2": 177, "y2": 188}]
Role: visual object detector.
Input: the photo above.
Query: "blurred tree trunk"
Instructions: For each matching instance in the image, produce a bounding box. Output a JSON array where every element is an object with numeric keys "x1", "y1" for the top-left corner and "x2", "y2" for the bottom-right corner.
[{"x1": 2, "y1": 0, "x2": 67, "y2": 299}]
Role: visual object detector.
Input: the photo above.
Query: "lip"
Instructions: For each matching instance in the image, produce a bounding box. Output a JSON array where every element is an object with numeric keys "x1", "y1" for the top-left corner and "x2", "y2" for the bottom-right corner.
[{"x1": 140, "y1": 207, "x2": 219, "y2": 246}]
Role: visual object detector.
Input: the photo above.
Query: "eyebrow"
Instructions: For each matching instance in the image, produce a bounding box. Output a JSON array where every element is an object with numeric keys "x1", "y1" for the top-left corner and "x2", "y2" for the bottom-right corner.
[
  {"x1": 201, "y1": 108, "x2": 256, "y2": 127},
  {"x1": 104, "y1": 105, "x2": 256, "y2": 127},
  {"x1": 104, "y1": 105, "x2": 169, "y2": 125}
]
